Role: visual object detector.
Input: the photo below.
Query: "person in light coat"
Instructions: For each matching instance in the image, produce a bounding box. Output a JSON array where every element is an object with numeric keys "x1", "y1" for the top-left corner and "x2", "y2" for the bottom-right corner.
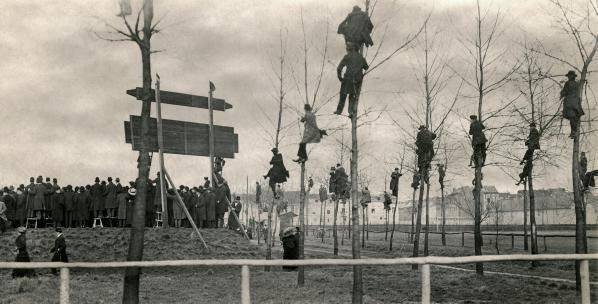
[{"x1": 294, "y1": 104, "x2": 326, "y2": 163}]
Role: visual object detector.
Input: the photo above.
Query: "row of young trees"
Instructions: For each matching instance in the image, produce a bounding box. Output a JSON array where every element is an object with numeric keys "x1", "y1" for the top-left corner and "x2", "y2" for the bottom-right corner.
[{"x1": 97, "y1": 0, "x2": 597, "y2": 302}]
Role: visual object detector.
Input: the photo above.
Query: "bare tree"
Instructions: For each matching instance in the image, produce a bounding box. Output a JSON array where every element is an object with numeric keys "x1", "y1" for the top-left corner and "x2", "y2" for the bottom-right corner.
[{"x1": 96, "y1": 1, "x2": 160, "y2": 302}]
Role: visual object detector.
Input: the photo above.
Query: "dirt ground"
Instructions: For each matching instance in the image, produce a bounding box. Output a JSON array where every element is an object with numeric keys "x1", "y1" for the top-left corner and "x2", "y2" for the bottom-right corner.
[{"x1": 0, "y1": 228, "x2": 595, "y2": 303}]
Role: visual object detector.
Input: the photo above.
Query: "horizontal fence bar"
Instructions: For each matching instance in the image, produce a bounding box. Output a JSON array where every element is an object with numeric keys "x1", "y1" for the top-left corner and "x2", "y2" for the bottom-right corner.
[
  {"x1": 310, "y1": 228, "x2": 598, "y2": 238},
  {"x1": 0, "y1": 254, "x2": 596, "y2": 269}
]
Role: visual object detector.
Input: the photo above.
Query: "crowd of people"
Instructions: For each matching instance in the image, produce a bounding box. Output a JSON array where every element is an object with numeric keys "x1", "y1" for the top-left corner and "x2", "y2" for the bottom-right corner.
[{"x1": 0, "y1": 173, "x2": 244, "y2": 233}]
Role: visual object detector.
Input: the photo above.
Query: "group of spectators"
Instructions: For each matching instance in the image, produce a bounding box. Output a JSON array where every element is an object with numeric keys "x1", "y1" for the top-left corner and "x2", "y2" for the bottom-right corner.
[{"x1": 0, "y1": 173, "x2": 244, "y2": 232}]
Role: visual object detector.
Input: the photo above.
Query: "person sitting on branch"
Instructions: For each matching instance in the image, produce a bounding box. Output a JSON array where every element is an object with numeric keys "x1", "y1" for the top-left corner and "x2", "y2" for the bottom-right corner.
[
  {"x1": 383, "y1": 191, "x2": 392, "y2": 211},
  {"x1": 337, "y1": 5, "x2": 374, "y2": 48},
  {"x1": 560, "y1": 70, "x2": 584, "y2": 139},
  {"x1": 335, "y1": 42, "x2": 369, "y2": 118},
  {"x1": 334, "y1": 164, "x2": 349, "y2": 201},
  {"x1": 516, "y1": 158, "x2": 532, "y2": 186},
  {"x1": 294, "y1": 104, "x2": 327, "y2": 163},
  {"x1": 469, "y1": 115, "x2": 487, "y2": 167},
  {"x1": 416, "y1": 125, "x2": 436, "y2": 171},
  {"x1": 437, "y1": 164, "x2": 445, "y2": 188},
  {"x1": 264, "y1": 148, "x2": 289, "y2": 198},
  {"x1": 520, "y1": 122, "x2": 540, "y2": 165}
]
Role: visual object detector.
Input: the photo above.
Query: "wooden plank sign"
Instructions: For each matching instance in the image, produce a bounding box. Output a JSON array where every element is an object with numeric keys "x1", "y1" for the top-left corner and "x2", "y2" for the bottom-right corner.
[
  {"x1": 126, "y1": 88, "x2": 233, "y2": 111},
  {"x1": 124, "y1": 116, "x2": 239, "y2": 158}
]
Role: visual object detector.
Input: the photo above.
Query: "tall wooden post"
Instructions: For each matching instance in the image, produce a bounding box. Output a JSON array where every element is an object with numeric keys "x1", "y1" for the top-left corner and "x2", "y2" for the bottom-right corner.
[
  {"x1": 298, "y1": 162, "x2": 306, "y2": 286},
  {"x1": 208, "y1": 82, "x2": 215, "y2": 186},
  {"x1": 155, "y1": 75, "x2": 168, "y2": 227}
]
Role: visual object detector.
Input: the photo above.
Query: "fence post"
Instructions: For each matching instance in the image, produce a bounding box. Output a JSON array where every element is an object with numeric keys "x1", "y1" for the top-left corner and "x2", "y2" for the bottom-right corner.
[
  {"x1": 511, "y1": 234, "x2": 514, "y2": 249},
  {"x1": 421, "y1": 264, "x2": 431, "y2": 304},
  {"x1": 461, "y1": 232, "x2": 465, "y2": 247},
  {"x1": 241, "y1": 265, "x2": 251, "y2": 304},
  {"x1": 60, "y1": 267, "x2": 70, "y2": 304},
  {"x1": 580, "y1": 260, "x2": 590, "y2": 304}
]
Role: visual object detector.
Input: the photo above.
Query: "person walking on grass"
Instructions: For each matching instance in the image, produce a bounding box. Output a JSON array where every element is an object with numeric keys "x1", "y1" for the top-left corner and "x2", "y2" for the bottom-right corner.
[{"x1": 50, "y1": 227, "x2": 68, "y2": 275}]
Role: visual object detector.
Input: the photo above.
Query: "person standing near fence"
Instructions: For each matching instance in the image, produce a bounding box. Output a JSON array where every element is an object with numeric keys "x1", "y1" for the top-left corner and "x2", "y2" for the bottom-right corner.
[
  {"x1": 50, "y1": 227, "x2": 68, "y2": 275},
  {"x1": 12, "y1": 226, "x2": 34, "y2": 278}
]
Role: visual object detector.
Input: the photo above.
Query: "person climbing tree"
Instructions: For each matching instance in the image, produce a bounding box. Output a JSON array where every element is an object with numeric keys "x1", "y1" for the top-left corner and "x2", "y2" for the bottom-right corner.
[
  {"x1": 469, "y1": 115, "x2": 487, "y2": 167},
  {"x1": 383, "y1": 191, "x2": 392, "y2": 211},
  {"x1": 390, "y1": 168, "x2": 402, "y2": 197},
  {"x1": 580, "y1": 152, "x2": 588, "y2": 181},
  {"x1": 337, "y1": 5, "x2": 374, "y2": 48},
  {"x1": 560, "y1": 70, "x2": 585, "y2": 139},
  {"x1": 335, "y1": 42, "x2": 369, "y2": 118},
  {"x1": 294, "y1": 104, "x2": 327, "y2": 163},
  {"x1": 520, "y1": 122, "x2": 540, "y2": 165},
  {"x1": 319, "y1": 184, "x2": 328, "y2": 203},
  {"x1": 437, "y1": 164, "x2": 445, "y2": 188},
  {"x1": 328, "y1": 166, "x2": 337, "y2": 195},
  {"x1": 516, "y1": 159, "x2": 532, "y2": 186},
  {"x1": 360, "y1": 187, "x2": 371, "y2": 209},
  {"x1": 415, "y1": 125, "x2": 436, "y2": 171},
  {"x1": 334, "y1": 164, "x2": 348, "y2": 200},
  {"x1": 264, "y1": 148, "x2": 289, "y2": 198}
]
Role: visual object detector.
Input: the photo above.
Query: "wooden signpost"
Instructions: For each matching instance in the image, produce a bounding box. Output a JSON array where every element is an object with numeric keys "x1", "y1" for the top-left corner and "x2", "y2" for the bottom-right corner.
[{"x1": 124, "y1": 76, "x2": 247, "y2": 248}]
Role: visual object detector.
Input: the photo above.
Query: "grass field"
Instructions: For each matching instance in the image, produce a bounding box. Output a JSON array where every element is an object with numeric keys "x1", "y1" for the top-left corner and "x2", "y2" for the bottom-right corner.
[{"x1": 0, "y1": 227, "x2": 595, "y2": 303}]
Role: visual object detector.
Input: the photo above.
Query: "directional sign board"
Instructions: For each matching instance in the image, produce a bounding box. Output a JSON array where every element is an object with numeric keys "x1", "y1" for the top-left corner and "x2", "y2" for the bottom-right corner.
[
  {"x1": 126, "y1": 88, "x2": 233, "y2": 111},
  {"x1": 124, "y1": 116, "x2": 238, "y2": 158}
]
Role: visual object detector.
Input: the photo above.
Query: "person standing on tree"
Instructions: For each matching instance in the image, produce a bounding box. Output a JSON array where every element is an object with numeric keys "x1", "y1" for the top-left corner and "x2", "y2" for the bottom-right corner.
[
  {"x1": 469, "y1": 115, "x2": 487, "y2": 167},
  {"x1": 390, "y1": 168, "x2": 402, "y2": 197},
  {"x1": 416, "y1": 125, "x2": 437, "y2": 171},
  {"x1": 337, "y1": 5, "x2": 374, "y2": 48},
  {"x1": 294, "y1": 104, "x2": 327, "y2": 163},
  {"x1": 383, "y1": 191, "x2": 392, "y2": 211},
  {"x1": 335, "y1": 42, "x2": 369, "y2": 117},
  {"x1": 560, "y1": 70, "x2": 584, "y2": 138},
  {"x1": 334, "y1": 164, "x2": 348, "y2": 200},
  {"x1": 328, "y1": 166, "x2": 337, "y2": 196},
  {"x1": 520, "y1": 122, "x2": 540, "y2": 165},
  {"x1": 264, "y1": 148, "x2": 289, "y2": 198}
]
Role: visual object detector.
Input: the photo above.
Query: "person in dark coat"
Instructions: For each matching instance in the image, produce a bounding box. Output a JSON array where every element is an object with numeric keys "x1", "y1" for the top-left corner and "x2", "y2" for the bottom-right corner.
[
  {"x1": 335, "y1": 42, "x2": 369, "y2": 117},
  {"x1": 390, "y1": 168, "x2": 402, "y2": 197},
  {"x1": 383, "y1": 191, "x2": 392, "y2": 211},
  {"x1": 580, "y1": 152, "x2": 588, "y2": 181},
  {"x1": 50, "y1": 227, "x2": 68, "y2": 275},
  {"x1": 3, "y1": 188, "x2": 16, "y2": 228},
  {"x1": 15, "y1": 187, "x2": 27, "y2": 227},
  {"x1": 116, "y1": 188, "x2": 128, "y2": 227},
  {"x1": 90, "y1": 178, "x2": 104, "y2": 218},
  {"x1": 328, "y1": 166, "x2": 337, "y2": 196},
  {"x1": 416, "y1": 125, "x2": 436, "y2": 171},
  {"x1": 146, "y1": 180, "x2": 156, "y2": 227},
  {"x1": 520, "y1": 122, "x2": 540, "y2": 165},
  {"x1": 76, "y1": 186, "x2": 91, "y2": 227},
  {"x1": 196, "y1": 187, "x2": 207, "y2": 228},
  {"x1": 337, "y1": 5, "x2": 374, "y2": 48},
  {"x1": 205, "y1": 188, "x2": 217, "y2": 228},
  {"x1": 334, "y1": 164, "x2": 348, "y2": 199},
  {"x1": 44, "y1": 178, "x2": 53, "y2": 220},
  {"x1": 469, "y1": 115, "x2": 487, "y2": 167},
  {"x1": 255, "y1": 182, "x2": 262, "y2": 210},
  {"x1": 560, "y1": 70, "x2": 584, "y2": 138},
  {"x1": 63, "y1": 186, "x2": 75, "y2": 228},
  {"x1": 126, "y1": 183, "x2": 136, "y2": 226},
  {"x1": 51, "y1": 188, "x2": 65, "y2": 227},
  {"x1": 0, "y1": 195, "x2": 7, "y2": 233},
  {"x1": 30, "y1": 176, "x2": 48, "y2": 220},
  {"x1": 104, "y1": 177, "x2": 118, "y2": 218},
  {"x1": 516, "y1": 158, "x2": 532, "y2": 186},
  {"x1": 281, "y1": 227, "x2": 299, "y2": 271},
  {"x1": 25, "y1": 177, "x2": 35, "y2": 219},
  {"x1": 228, "y1": 196, "x2": 242, "y2": 230},
  {"x1": 12, "y1": 227, "x2": 34, "y2": 278},
  {"x1": 437, "y1": 164, "x2": 446, "y2": 189},
  {"x1": 216, "y1": 183, "x2": 231, "y2": 228},
  {"x1": 264, "y1": 148, "x2": 289, "y2": 197},
  {"x1": 203, "y1": 177, "x2": 210, "y2": 189}
]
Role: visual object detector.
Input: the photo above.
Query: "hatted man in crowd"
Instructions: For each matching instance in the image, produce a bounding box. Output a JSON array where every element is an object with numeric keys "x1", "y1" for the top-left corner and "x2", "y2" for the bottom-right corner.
[
  {"x1": 51, "y1": 187, "x2": 65, "y2": 228},
  {"x1": 228, "y1": 196, "x2": 242, "y2": 230},
  {"x1": 15, "y1": 186, "x2": 27, "y2": 227},
  {"x1": 205, "y1": 187, "x2": 217, "y2": 228},
  {"x1": 104, "y1": 177, "x2": 118, "y2": 218},
  {"x1": 90, "y1": 177, "x2": 104, "y2": 218},
  {"x1": 64, "y1": 186, "x2": 75, "y2": 228},
  {"x1": 31, "y1": 176, "x2": 48, "y2": 220},
  {"x1": 26, "y1": 177, "x2": 35, "y2": 218}
]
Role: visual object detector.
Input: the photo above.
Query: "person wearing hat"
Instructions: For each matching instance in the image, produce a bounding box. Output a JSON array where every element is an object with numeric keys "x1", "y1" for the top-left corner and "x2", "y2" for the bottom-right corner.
[
  {"x1": 116, "y1": 185, "x2": 129, "y2": 227},
  {"x1": 263, "y1": 147, "x2": 289, "y2": 197},
  {"x1": 560, "y1": 70, "x2": 585, "y2": 138},
  {"x1": 281, "y1": 226, "x2": 299, "y2": 271},
  {"x1": 469, "y1": 114, "x2": 487, "y2": 167},
  {"x1": 26, "y1": 177, "x2": 36, "y2": 218},
  {"x1": 520, "y1": 122, "x2": 540, "y2": 165},
  {"x1": 63, "y1": 185, "x2": 75, "y2": 228},
  {"x1": 228, "y1": 195, "x2": 243, "y2": 231},
  {"x1": 328, "y1": 166, "x2": 337, "y2": 196},
  {"x1": 43, "y1": 177, "x2": 53, "y2": 221},
  {"x1": 293, "y1": 104, "x2": 327, "y2": 163},
  {"x1": 50, "y1": 227, "x2": 68, "y2": 275},
  {"x1": 205, "y1": 187, "x2": 217, "y2": 228},
  {"x1": 415, "y1": 125, "x2": 437, "y2": 171},
  {"x1": 51, "y1": 186, "x2": 65, "y2": 228},
  {"x1": 90, "y1": 177, "x2": 104, "y2": 218},
  {"x1": 337, "y1": 5, "x2": 374, "y2": 48},
  {"x1": 12, "y1": 227, "x2": 33, "y2": 278},
  {"x1": 335, "y1": 42, "x2": 369, "y2": 117},
  {"x1": 390, "y1": 167, "x2": 403, "y2": 197},
  {"x1": 15, "y1": 186, "x2": 27, "y2": 227},
  {"x1": 203, "y1": 177, "x2": 210, "y2": 189},
  {"x1": 104, "y1": 177, "x2": 118, "y2": 219},
  {"x1": 30, "y1": 176, "x2": 49, "y2": 220},
  {"x1": 196, "y1": 186, "x2": 208, "y2": 228},
  {"x1": 2, "y1": 187, "x2": 16, "y2": 229},
  {"x1": 75, "y1": 185, "x2": 91, "y2": 228},
  {"x1": 333, "y1": 163, "x2": 348, "y2": 201}
]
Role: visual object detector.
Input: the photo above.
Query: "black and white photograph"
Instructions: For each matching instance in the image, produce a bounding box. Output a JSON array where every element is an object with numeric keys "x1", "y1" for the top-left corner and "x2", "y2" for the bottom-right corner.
[{"x1": 0, "y1": 0, "x2": 597, "y2": 303}]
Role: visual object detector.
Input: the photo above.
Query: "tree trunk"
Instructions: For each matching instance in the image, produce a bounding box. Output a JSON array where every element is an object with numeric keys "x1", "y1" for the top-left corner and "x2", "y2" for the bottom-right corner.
[
  {"x1": 390, "y1": 188, "x2": 400, "y2": 251},
  {"x1": 528, "y1": 164, "x2": 539, "y2": 268},
  {"x1": 298, "y1": 162, "x2": 306, "y2": 286},
  {"x1": 412, "y1": 169, "x2": 426, "y2": 270},
  {"x1": 265, "y1": 201, "x2": 273, "y2": 271},
  {"x1": 322, "y1": 200, "x2": 326, "y2": 243},
  {"x1": 122, "y1": 2, "x2": 153, "y2": 302},
  {"x1": 410, "y1": 187, "x2": 416, "y2": 243},
  {"x1": 473, "y1": 165, "x2": 484, "y2": 275},
  {"x1": 523, "y1": 182, "x2": 529, "y2": 251},
  {"x1": 424, "y1": 181, "x2": 430, "y2": 256},
  {"x1": 333, "y1": 198, "x2": 339, "y2": 256},
  {"x1": 361, "y1": 207, "x2": 365, "y2": 248},
  {"x1": 385, "y1": 209, "x2": 389, "y2": 241},
  {"x1": 350, "y1": 107, "x2": 362, "y2": 304},
  {"x1": 441, "y1": 185, "x2": 446, "y2": 246},
  {"x1": 572, "y1": 127, "x2": 587, "y2": 291}
]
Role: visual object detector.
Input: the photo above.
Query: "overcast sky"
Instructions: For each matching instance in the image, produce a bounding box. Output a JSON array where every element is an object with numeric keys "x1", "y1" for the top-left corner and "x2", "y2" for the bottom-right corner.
[{"x1": 1, "y1": 0, "x2": 596, "y2": 200}]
